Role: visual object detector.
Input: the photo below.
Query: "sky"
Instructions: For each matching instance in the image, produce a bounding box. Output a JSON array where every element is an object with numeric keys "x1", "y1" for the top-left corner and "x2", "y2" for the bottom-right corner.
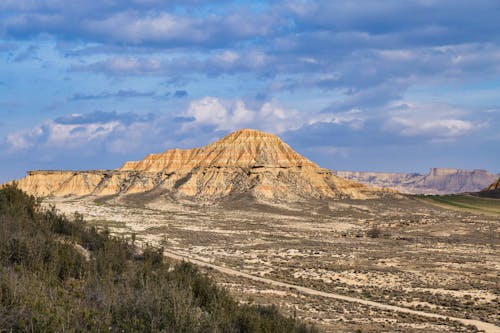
[{"x1": 1, "y1": 0, "x2": 499, "y2": 182}]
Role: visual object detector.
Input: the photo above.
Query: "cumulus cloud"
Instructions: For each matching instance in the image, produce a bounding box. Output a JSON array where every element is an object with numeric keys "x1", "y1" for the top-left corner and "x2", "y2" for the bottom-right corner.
[
  {"x1": 4, "y1": 100, "x2": 488, "y2": 158},
  {"x1": 5, "y1": 111, "x2": 158, "y2": 154},
  {"x1": 0, "y1": 2, "x2": 280, "y2": 48},
  {"x1": 83, "y1": 12, "x2": 198, "y2": 45},
  {"x1": 391, "y1": 118, "x2": 474, "y2": 139},
  {"x1": 71, "y1": 50, "x2": 273, "y2": 77},
  {"x1": 6, "y1": 126, "x2": 44, "y2": 150},
  {"x1": 383, "y1": 103, "x2": 484, "y2": 140},
  {"x1": 1, "y1": 1, "x2": 499, "y2": 175},
  {"x1": 12, "y1": 0, "x2": 494, "y2": 114},
  {"x1": 284, "y1": 101, "x2": 486, "y2": 154},
  {"x1": 183, "y1": 97, "x2": 302, "y2": 133},
  {"x1": 7, "y1": 119, "x2": 115, "y2": 152},
  {"x1": 3, "y1": 99, "x2": 303, "y2": 157},
  {"x1": 3, "y1": 100, "x2": 306, "y2": 160}
]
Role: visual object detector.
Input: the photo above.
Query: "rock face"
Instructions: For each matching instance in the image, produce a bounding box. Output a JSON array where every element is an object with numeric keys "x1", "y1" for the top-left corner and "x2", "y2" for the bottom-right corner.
[
  {"x1": 334, "y1": 168, "x2": 499, "y2": 194},
  {"x1": 476, "y1": 177, "x2": 500, "y2": 198},
  {"x1": 9, "y1": 129, "x2": 386, "y2": 201},
  {"x1": 484, "y1": 177, "x2": 500, "y2": 191}
]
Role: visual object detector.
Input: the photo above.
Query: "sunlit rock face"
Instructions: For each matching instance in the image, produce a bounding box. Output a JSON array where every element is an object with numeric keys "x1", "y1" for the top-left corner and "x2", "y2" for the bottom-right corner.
[
  {"x1": 9, "y1": 129, "x2": 388, "y2": 201},
  {"x1": 334, "y1": 168, "x2": 499, "y2": 194}
]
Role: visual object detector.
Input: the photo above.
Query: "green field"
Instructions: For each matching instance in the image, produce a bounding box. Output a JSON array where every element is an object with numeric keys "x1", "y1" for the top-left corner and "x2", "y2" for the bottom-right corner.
[{"x1": 418, "y1": 194, "x2": 500, "y2": 216}]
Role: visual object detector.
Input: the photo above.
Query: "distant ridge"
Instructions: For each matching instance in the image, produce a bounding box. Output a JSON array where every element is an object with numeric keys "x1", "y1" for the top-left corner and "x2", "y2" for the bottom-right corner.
[
  {"x1": 334, "y1": 168, "x2": 499, "y2": 195},
  {"x1": 8, "y1": 129, "x2": 389, "y2": 202}
]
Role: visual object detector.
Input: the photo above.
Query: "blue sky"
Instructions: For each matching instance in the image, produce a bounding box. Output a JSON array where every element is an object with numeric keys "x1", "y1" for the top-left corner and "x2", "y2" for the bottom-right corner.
[{"x1": 1, "y1": 0, "x2": 499, "y2": 182}]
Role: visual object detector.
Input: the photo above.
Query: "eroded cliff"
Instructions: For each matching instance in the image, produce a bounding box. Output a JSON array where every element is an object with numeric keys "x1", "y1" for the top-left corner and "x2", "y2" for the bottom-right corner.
[
  {"x1": 334, "y1": 168, "x2": 499, "y2": 194},
  {"x1": 9, "y1": 129, "x2": 387, "y2": 201}
]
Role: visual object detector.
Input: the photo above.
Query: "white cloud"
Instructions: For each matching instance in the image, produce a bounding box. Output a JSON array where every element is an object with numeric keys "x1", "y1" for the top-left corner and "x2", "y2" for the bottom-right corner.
[
  {"x1": 84, "y1": 12, "x2": 197, "y2": 44},
  {"x1": 183, "y1": 97, "x2": 302, "y2": 133},
  {"x1": 6, "y1": 126, "x2": 43, "y2": 150},
  {"x1": 47, "y1": 121, "x2": 120, "y2": 145},
  {"x1": 6, "y1": 120, "x2": 121, "y2": 152},
  {"x1": 308, "y1": 109, "x2": 366, "y2": 129},
  {"x1": 390, "y1": 117, "x2": 474, "y2": 138},
  {"x1": 384, "y1": 102, "x2": 482, "y2": 139},
  {"x1": 215, "y1": 50, "x2": 239, "y2": 64},
  {"x1": 4, "y1": 111, "x2": 160, "y2": 155}
]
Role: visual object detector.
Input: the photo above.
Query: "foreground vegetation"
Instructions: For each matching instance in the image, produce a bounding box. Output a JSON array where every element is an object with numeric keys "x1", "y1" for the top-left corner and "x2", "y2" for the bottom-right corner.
[
  {"x1": 0, "y1": 184, "x2": 317, "y2": 332},
  {"x1": 417, "y1": 193, "x2": 500, "y2": 216}
]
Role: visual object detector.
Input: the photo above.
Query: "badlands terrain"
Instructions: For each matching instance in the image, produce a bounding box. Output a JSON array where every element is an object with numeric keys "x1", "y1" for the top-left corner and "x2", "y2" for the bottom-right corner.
[
  {"x1": 46, "y1": 194, "x2": 500, "y2": 333},
  {"x1": 334, "y1": 168, "x2": 499, "y2": 195},
  {"x1": 9, "y1": 129, "x2": 500, "y2": 332}
]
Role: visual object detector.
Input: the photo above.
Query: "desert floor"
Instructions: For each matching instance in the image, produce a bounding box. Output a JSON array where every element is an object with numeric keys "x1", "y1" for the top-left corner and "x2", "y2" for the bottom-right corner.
[{"x1": 47, "y1": 195, "x2": 500, "y2": 333}]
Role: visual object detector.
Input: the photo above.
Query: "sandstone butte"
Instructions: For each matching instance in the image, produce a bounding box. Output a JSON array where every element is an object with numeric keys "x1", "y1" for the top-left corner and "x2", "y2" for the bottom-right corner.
[{"x1": 7, "y1": 129, "x2": 389, "y2": 201}]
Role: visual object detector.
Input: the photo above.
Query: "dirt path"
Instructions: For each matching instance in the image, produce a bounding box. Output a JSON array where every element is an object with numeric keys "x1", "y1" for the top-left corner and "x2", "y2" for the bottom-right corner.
[{"x1": 163, "y1": 250, "x2": 500, "y2": 333}]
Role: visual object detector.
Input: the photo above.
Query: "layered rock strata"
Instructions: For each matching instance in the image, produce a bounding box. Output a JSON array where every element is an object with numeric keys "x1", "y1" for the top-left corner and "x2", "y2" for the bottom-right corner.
[
  {"x1": 9, "y1": 129, "x2": 386, "y2": 201},
  {"x1": 334, "y1": 168, "x2": 499, "y2": 194}
]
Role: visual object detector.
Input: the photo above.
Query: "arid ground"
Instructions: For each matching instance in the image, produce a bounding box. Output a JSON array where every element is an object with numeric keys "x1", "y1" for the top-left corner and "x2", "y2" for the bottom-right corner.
[{"x1": 46, "y1": 195, "x2": 500, "y2": 332}]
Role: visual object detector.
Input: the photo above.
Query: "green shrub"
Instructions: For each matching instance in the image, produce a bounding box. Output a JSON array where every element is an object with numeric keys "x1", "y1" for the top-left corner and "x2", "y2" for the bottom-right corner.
[{"x1": 0, "y1": 184, "x2": 318, "y2": 332}]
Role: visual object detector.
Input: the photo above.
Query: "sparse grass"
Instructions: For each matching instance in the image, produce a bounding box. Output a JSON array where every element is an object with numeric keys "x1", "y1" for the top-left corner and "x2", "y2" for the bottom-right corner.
[{"x1": 45, "y1": 193, "x2": 500, "y2": 332}]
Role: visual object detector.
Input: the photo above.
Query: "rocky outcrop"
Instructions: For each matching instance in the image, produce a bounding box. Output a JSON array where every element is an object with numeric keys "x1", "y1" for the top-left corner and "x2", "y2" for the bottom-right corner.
[
  {"x1": 474, "y1": 177, "x2": 500, "y2": 198},
  {"x1": 484, "y1": 177, "x2": 500, "y2": 191},
  {"x1": 334, "y1": 168, "x2": 499, "y2": 195},
  {"x1": 8, "y1": 129, "x2": 389, "y2": 202}
]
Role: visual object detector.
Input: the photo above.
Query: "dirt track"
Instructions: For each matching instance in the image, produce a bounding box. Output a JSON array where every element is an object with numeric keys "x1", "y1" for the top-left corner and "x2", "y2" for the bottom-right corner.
[{"x1": 163, "y1": 249, "x2": 500, "y2": 333}]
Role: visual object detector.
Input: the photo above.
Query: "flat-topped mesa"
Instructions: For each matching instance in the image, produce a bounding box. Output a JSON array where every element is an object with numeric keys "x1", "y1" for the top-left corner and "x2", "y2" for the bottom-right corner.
[
  {"x1": 120, "y1": 148, "x2": 203, "y2": 173},
  {"x1": 334, "y1": 168, "x2": 498, "y2": 194},
  {"x1": 428, "y1": 167, "x2": 460, "y2": 177},
  {"x1": 120, "y1": 129, "x2": 318, "y2": 172},
  {"x1": 9, "y1": 129, "x2": 388, "y2": 201}
]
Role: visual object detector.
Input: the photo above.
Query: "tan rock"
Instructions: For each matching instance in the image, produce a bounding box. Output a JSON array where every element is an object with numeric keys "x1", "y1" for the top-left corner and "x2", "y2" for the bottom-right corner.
[
  {"x1": 7, "y1": 129, "x2": 390, "y2": 201},
  {"x1": 334, "y1": 168, "x2": 499, "y2": 194}
]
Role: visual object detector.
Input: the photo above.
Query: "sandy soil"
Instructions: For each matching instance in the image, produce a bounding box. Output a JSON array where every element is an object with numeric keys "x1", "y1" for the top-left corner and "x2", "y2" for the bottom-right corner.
[{"x1": 46, "y1": 195, "x2": 500, "y2": 332}]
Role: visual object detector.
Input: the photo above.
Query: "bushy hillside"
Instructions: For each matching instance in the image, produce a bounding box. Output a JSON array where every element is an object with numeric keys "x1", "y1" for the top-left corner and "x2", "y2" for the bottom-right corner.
[{"x1": 0, "y1": 184, "x2": 318, "y2": 333}]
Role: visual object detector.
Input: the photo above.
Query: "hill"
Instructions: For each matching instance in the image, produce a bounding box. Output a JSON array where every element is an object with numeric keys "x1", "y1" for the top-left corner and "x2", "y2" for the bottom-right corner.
[
  {"x1": 9, "y1": 129, "x2": 387, "y2": 202},
  {"x1": 0, "y1": 184, "x2": 317, "y2": 332},
  {"x1": 334, "y1": 168, "x2": 498, "y2": 194}
]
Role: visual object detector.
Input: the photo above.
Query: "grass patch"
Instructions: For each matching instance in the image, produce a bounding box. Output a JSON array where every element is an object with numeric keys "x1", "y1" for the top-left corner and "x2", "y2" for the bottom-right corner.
[{"x1": 417, "y1": 194, "x2": 500, "y2": 216}]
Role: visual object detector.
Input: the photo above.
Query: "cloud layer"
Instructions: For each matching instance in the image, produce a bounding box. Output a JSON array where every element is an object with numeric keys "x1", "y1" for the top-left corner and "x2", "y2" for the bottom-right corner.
[{"x1": 0, "y1": 1, "x2": 499, "y2": 181}]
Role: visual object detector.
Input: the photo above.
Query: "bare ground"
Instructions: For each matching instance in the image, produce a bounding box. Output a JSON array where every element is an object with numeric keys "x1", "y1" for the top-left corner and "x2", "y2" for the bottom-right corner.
[{"x1": 46, "y1": 195, "x2": 500, "y2": 333}]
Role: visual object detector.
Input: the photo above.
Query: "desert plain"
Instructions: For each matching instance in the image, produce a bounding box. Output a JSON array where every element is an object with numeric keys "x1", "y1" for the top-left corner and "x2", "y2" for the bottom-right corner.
[{"x1": 45, "y1": 193, "x2": 500, "y2": 333}]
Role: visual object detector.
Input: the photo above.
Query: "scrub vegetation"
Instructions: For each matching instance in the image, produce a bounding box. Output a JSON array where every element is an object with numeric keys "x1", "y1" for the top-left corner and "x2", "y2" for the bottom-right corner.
[{"x1": 0, "y1": 184, "x2": 317, "y2": 333}]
